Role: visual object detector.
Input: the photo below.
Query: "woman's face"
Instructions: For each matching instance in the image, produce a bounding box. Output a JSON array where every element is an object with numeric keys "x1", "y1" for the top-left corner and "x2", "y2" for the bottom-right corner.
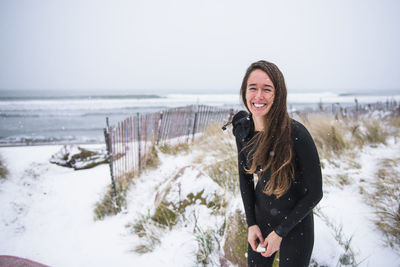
[{"x1": 245, "y1": 69, "x2": 275, "y2": 119}]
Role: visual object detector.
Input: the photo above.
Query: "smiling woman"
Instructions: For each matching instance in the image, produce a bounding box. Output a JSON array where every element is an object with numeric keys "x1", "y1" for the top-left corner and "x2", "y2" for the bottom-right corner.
[
  {"x1": 245, "y1": 69, "x2": 275, "y2": 131},
  {"x1": 233, "y1": 60, "x2": 323, "y2": 267}
]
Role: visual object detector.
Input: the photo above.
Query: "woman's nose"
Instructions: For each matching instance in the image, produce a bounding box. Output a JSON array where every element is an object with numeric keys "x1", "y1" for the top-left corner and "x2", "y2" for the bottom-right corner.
[{"x1": 256, "y1": 89, "x2": 263, "y2": 98}]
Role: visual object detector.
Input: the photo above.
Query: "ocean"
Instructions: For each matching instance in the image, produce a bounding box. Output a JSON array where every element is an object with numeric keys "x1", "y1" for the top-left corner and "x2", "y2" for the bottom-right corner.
[{"x1": 1, "y1": 89, "x2": 399, "y2": 146}]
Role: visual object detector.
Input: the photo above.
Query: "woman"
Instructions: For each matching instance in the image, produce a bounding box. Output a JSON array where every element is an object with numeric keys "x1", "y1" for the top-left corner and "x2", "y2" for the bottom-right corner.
[{"x1": 232, "y1": 60, "x2": 323, "y2": 267}]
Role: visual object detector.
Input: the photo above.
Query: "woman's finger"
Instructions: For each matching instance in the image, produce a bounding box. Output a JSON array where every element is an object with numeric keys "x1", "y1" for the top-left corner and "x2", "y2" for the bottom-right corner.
[
  {"x1": 261, "y1": 245, "x2": 275, "y2": 258},
  {"x1": 264, "y1": 244, "x2": 276, "y2": 257},
  {"x1": 261, "y1": 237, "x2": 269, "y2": 248},
  {"x1": 249, "y1": 239, "x2": 258, "y2": 251},
  {"x1": 257, "y1": 231, "x2": 265, "y2": 243}
]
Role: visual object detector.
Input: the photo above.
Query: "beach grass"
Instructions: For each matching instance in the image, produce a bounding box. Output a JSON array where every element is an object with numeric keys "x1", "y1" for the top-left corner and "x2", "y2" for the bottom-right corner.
[
  {"x1": 93, "y1": 175, "x2": 131, "y2": 220},
  {"x1": 387, "y1": 112, "x2": 400, "y2": 137},
  {"x1": 194, "y1": 123, "x2": 239, "y2": 195},
  {"x1": 143, "y1": 145, "x2": 160, "y2": 169},
  {"x1": 194, "y1": 122, "x2": 236, "y2": 159},
  {"x1": 297, "y1": 112, "x2": 395, "y2": 175},
  {"x1": 152, "y1": 201, "x2": 179, "y2": 230},
  {"x1": 314, "y1": 207, "x2": 359, "y2": 266},
  {"x1": 204, "y1": 157, "x2": 239, "y2": 195},
  {"x1": 362, "y1": 118, "x2": 389, "y2": 145},
  {"x1": 127, "y1": 212, "x2": 162, "y2": 254},
  {"x1": 299, "y1": 114, "x2": 351, "y2": 158},
  {"x1": 0, "y1": 155, "x2": 8, "y2": 179},
  {"x1": 195, "y1": 227, "x2": 216, "y2": 266},
  {"x1": 365, "y1": 158, "x2": 400, "y2": 251},
  {"x1": 158, "y1": 142, "x2": 190, "y2": 155},
  {"x1": 223, "y1": 210, "x2": 248, "y2": 267}
]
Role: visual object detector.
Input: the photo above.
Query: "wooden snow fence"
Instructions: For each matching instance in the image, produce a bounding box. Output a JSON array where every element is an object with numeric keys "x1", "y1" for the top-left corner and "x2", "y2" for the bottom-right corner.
[
  {"x1": 316, "y1": 98, "x2": 399, "y2": 119},
  {"x1": 103, "y1": 105, "x2": 234, "y2": 188}
]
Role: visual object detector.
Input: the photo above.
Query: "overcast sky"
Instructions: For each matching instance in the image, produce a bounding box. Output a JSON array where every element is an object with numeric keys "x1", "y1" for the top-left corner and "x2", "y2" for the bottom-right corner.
[{"x1": 1, "y1": 0, "x2": 399, "y2": 94}]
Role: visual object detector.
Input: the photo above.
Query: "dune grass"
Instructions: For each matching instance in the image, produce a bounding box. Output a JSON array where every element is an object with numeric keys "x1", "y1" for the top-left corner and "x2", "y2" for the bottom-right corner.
[
  {"x1": 143, "y1": 145, "x2": 161, "y2": 169},
  {"x1": 0, "y1": 155, "x2": 8, "y2": 179},
  {"x1": 127, "y1": 212, "x2": 162, "y2": 254},
  {"x1": 152, "y1": 201, "x2": 179, "y2": 230},
  {"x1": 158, "y1": 142, "x2": 190, "y2": 155},
  {"x1": 205, "y1": 158, "x2": 239, "y2": 195},
  {"x1": 126, "y1": 161, "x2": 227, "y2": 255},
  {"x1": 365, "y1": 158, "x2": 400, "y2": 252},
  {"x1": 362, "y1": 119, "x2": 388, "y2": 145},
  {"x1": 194, "y1": 123, "x2": 239, "y2": 194},
  {"x1": 94, "y1": 144, "x2": 159, "y2": 221},
  {"x1": 194, "y1": 122, "x2": 237, "y2": 160},
  {"x1": 298, "y1": 114, "x2": 353, "y2": 165},
  {"x1": 298, "y1": 113, "x2": 391, "y2": 161},
  {"x1": 387, "y1": 112, "x2": 400, "y2": 137},
  {"x1": 223, "y1": 210, "x2": 248, "y2": 267},
  {"x1": 195, "y1": 227, "x2": 217, "y2": 266},
  {"x1": 314, "y1": 207, "x2": 359, "y2": 266},
  {"x1": 93, "y1": 174, "x2": 131, "y2": 220}
]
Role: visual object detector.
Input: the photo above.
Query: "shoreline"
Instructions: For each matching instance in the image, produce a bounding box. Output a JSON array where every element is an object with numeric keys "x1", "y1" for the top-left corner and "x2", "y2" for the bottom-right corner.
[{"x1": 0, "y1": 141, "x2": 105, "y2": 148}]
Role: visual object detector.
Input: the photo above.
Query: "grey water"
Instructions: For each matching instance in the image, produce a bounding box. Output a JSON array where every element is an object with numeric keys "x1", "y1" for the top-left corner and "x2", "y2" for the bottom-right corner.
[{"x1": 0, "y1": 89, "x2": 240, "y2": 145}]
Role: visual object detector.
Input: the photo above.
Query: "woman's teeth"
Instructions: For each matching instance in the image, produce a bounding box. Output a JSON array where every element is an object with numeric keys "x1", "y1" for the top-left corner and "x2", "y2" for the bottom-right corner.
[{"x1": 253, "y1": 103, "x2": 266, "y2": 108}]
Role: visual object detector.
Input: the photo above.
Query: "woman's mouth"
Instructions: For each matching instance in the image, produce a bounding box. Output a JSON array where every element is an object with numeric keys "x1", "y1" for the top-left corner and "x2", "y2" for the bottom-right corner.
[{"x1": 253, "y1": 103, "x2": 267, "y2": 108}]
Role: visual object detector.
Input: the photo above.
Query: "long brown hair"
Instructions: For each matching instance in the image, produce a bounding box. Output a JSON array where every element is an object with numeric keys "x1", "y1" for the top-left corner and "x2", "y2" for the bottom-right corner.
[{"x1": 240, "y1": 60, "x2": 294, "y2": 198}]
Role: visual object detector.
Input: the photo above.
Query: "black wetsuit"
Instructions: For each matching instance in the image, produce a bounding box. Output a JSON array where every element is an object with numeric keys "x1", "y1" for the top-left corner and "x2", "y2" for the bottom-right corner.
[{"x1": 232, "y1": 111, "x2": 323, "y2": 267}]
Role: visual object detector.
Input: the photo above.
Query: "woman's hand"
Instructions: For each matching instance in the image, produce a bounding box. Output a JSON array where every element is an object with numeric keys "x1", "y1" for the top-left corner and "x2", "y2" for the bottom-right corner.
[
  {"x1": 260, "y1": 231, "x2": 282, "y2": 257},
  {"x1": 248, "y1": 225, "x2": 264, "y2": 251}
]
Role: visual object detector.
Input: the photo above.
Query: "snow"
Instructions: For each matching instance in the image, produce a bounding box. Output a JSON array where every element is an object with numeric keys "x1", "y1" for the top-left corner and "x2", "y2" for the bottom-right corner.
[
  {"x1": 311, "y1": 138, "x2": 400, "y2": 266},
  {"x1": 313, "y1": 214, "x2": 343, "y2": 265},
  {"x1": 1, "y1": 139, "x2": 400, "y2": 266},
  {"x1": 0, "y1": 145, "x2": 136, "y2": 266}
]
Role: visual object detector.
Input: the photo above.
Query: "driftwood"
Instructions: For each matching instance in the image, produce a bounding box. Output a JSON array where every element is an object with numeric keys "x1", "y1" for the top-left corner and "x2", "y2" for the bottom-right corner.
[{"x1": 50, "y1": 145, "x2": 108, "y2": 170}]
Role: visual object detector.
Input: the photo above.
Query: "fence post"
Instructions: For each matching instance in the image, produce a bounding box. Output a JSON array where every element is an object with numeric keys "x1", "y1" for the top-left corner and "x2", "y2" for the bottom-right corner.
[
  {"x1": 104, "y1": 117, "x2": 120, "y2": 213},
  {"x1": 192, "y1": 107, "x2": 199, "y2": 142},
  {"x1": 156, "y1": 111, "x2": 163, "y2": 145},
  {"x1": 354, "y1": 98, "x2": 359, "y2": 120},
  {"x1": 228, "y1": 108, "x2": 234, "y2": 122},
  {"x1": 137, "y1": 113, "x2": 141, "y2": 174}
]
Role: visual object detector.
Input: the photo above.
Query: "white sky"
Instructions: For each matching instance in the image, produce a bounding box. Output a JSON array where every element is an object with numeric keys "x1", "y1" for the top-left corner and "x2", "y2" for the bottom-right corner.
[{"x1": 1, "y1": 0, "x2": 399, "y2": 94}]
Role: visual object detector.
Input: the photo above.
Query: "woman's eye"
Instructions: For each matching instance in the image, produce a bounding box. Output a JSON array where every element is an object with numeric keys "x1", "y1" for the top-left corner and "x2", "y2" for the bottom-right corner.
[
  {"x1": 248, "y1": 87, "x2": 256, "y2": 91},
  {"x1": 263, "y1": 88, "x2": 271, "y2": 92}
]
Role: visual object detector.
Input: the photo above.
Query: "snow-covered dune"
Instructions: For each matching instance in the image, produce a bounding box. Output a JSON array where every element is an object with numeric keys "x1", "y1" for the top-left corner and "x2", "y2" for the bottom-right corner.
[{"x1": 0, "y1": 128, "x2": 399, "y2": 266}]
